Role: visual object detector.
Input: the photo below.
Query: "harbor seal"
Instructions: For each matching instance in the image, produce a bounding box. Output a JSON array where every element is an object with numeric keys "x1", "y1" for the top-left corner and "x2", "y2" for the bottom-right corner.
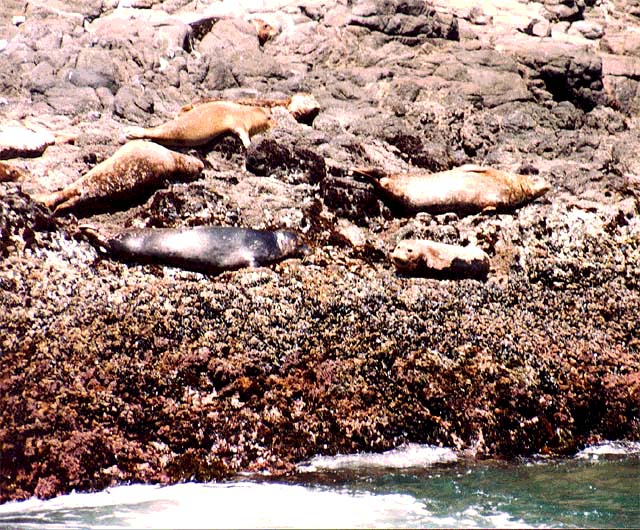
[
  {"x1": 352, "y1": 164, "x2": 550, "y2": 216},
  {"x1": 391, "y1": 239, "x2": 490, "y2": 280},
  {"x1": 34, "y1": 140, "x2": 204, "y2": 214},
  {"x1": 125, "y1": 101, "x2": 272, "y2": 148},
  {"x1": 179, "y1": 93, "x2": 321, "y2": 125},
  {"x1": 80, "y1": 225, "x2": 308, "y2": 273}
]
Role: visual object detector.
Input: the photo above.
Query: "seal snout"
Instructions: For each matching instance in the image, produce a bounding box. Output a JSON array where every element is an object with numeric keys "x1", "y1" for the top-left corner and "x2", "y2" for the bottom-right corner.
[
  {"x1": 276, "y1": 231, "x2": 310, "y2": 258},
  {"x1": 529, "y1": 174, "x2": 551, "y2": 199},
  {"x1": 390, "y1": 241, "x2": 416, "y2": 270}
]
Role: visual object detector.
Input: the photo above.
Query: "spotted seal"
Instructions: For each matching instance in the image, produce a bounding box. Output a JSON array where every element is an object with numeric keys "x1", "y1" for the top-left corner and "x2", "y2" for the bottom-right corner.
[
  {"x1": 80, "y1": 225, "x2": 308, "y2": 273},
  {"x1": 352, "y1": 164, "x2": 550, "y2": 215},
  {"x1": 33, "y1": 140, "x2": 203, "y2": 214},
  {"x1": 125, "y1": 101, "x2": 272, "y2": 148}
]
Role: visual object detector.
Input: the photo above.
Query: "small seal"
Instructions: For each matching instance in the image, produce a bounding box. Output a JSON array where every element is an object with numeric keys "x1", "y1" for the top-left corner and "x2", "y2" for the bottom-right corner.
[
  {"x1": 352, "y1": 164, "x2": 550, "y2": 216},
  {"x1": 391, "y1": 239, "x2": 490, "y2": 280},
  {"x1": 79, "y1": 225, "x2": 309, "y2": 273},
  {"x1": 125, "y1": 101, "x2": 272, "y2": 148},
  {"x1": 34, "y1": 140, "x2": 204, "y2": 214}
]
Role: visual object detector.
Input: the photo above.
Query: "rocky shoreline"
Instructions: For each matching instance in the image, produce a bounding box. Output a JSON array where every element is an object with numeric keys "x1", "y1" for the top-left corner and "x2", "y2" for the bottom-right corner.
[{"x1": 1, "y1": 0, "x2": 639, "y2": 502}]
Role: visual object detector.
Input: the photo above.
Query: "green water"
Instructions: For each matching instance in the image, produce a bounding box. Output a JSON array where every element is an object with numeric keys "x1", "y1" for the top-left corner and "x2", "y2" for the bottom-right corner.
[
  {"x1": 287, "y1": 456, "x2": 640, "y2": 528},
  {"x1": 0, "y1": 450, "x2": 638, "y2": 528}
]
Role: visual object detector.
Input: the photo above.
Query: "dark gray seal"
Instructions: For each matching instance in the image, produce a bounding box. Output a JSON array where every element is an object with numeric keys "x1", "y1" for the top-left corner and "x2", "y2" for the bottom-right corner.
[{"x1": 80, "y1": 225, "x2": 308, "y2": 273}]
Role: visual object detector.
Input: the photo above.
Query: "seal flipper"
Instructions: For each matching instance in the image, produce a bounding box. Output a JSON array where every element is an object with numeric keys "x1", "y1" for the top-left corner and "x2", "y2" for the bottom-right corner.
[
  {"x1": 32, "y1": 188, "x2": 78, "y2": 211},
  {"x1": 350, "y1": 167, "x2": 388, "y2": 181},
  {"x1": 235, "y1": 128, "x2": 251, "y2": 148},
  {"x1": 77, "y1": 224, "x2": 114, "y2": 255},
  {"x1": 124, "y1": 126, "x2": 148, "y2": 141}
]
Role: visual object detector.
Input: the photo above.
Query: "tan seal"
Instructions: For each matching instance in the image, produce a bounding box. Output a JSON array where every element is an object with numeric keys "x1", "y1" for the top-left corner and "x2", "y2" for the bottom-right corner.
[
  {"x1": 34, "y1": 140, "x2": 204, "y2": 214},
  {"x1": 391, "y1": 239, "x2": 490, "y2": 280},
  {"x1": 125, "y1": 101, "x2": 272, "y2": 148},
  {"x1": 180, "y1": 93, "x2": 321, "y2": 124},
  {"x1": 353, "y1": 164, "x2": 550, "y2": 215}
]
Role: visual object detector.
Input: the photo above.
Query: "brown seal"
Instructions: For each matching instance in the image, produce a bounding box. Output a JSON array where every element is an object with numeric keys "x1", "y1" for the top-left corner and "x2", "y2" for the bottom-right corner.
[
  {"x1": 33, "y1": 140, "x2": 203, "y2": 214},
  {"x1": 391, "y1": 239, "x2": 490, "y2": 280},
  {"x1": 125, "y1": 101, "x2": 272, "y2": 148},
  {"x1": 352, "y1": 164, "x2": 550, "y2": 215},
  {"x1": 0, "y1": 161, "x2": 26, "y2": 182}
]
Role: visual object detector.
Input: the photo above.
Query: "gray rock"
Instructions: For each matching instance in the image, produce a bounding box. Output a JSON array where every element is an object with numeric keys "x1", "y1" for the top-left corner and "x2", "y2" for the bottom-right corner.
[
  {"x1": 43, "y1": 84, "x2": 102, "y2": 115},
  {"x1": 113, "y1": 85, "x2": 155, "y2": 121},
  {"x1": 516, "y1": 43, "x2": 606, "y2": 110},
  {"x1": 569, "y1": 20, "x2": 604, "y2": 40},
  {"x1": 25, "y1": 61, "x2": 57, "y2": 93}
]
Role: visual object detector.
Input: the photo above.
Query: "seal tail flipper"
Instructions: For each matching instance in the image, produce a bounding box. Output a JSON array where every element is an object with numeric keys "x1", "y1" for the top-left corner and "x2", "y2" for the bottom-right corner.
[
  {"x1": 350, "y1": 166, "x2": 388, "y2": 184},
  {"x1": 30, "y1": 189, "x2": 72, "y2": 211},
  {"x1": 124, "y1": 126, "x2": 149, "y2": 140}
]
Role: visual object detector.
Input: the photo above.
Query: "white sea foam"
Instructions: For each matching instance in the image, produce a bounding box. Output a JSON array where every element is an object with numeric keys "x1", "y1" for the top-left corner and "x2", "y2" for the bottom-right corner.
[
  {"x1": 0, "y1": 482, "x2": 469, "y2": 529},
  {"x1": 575, "y1": 440, "x2": 640, "y2": 459},
  {"x1": 298, "y1": 443, "x2": 458, "y2": 472}
]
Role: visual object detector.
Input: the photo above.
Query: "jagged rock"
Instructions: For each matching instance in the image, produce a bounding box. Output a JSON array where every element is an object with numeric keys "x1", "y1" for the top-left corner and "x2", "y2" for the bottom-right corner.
[
  {"x1": 515, "y1": 42, "x2": 606, "y2": 110},
  {"x1": 246, "y1": 137, "x2": 326, "y2": 184},
  {"x1": 601, "y1": 30, "x2": 640, "y2": 57},
  {"x1": 350, "y1": 0, "x2": 459, "y2": 41}
]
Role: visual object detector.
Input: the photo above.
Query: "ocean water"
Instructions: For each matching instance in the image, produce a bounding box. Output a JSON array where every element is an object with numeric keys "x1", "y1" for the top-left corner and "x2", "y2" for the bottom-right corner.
[{"x1": 0, "y1": 442, "x2": 638, "y2": 529}]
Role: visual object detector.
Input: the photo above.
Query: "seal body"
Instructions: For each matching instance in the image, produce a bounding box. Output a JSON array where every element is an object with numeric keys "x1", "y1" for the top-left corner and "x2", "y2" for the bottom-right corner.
[
  {"x1": 35, "y1": 140, "x2": 203, "y2": 214},
  {"x1": 391, "y1": 239, "x2": 490, "y2": 280},
  {"x1": 180, "y1": 93, "x2": 320, "y2": 125},
  {"x1": 126, "y1": 101, "x2": 272, "y2": 148},
  {"x1": 84, "y1": 226, "x2": 307, "y2": 273},
  {"x1": 354, "y1": 164, "x2": 550, "y2": 215}
]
